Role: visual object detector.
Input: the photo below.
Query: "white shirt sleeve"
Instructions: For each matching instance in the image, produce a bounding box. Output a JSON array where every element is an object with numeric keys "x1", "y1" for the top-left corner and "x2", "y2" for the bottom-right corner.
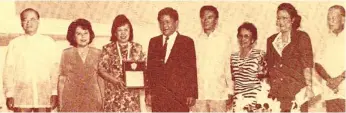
[
  {"x1": 225, "y1": 37, "x2": 234, "y2": 95},
  {"x1": 49, "y1": 41, "x2": 60, "y2": 95},
  {"x1": 225, "y1": 56, "x2": 234, "y2": 95},
  {"x1": 314, "y1": 38, "x2": 325, "y2": 64},
  {"x1": 3, "y1": 41, "x2": 16, "y2": 97}
]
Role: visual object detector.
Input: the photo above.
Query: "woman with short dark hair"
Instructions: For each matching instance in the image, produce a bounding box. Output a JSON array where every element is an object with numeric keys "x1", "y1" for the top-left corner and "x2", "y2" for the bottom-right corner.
[
  {"x1": 98, "y1": 14, "x2": 146, "y2": 112},
  {"x1": 59, "y1": 18, "x2": 103, "y2": 112},
  {"x1": 231, "y1": 22, "x2": 266, "y2": 112}
]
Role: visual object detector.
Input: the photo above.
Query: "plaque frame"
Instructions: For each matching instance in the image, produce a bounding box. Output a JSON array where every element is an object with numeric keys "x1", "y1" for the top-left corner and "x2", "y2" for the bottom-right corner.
[{"x1": 122, "y1": 61, "x2": 146, "y2": 89}]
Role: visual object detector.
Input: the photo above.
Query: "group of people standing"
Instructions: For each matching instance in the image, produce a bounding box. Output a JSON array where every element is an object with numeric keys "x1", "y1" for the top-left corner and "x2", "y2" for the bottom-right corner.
[{"x1": 2, "y1": 2, "x2": 345, "y2": 113}]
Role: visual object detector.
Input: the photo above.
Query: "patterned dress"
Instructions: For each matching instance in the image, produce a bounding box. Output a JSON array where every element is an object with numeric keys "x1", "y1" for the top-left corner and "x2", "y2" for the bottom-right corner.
[
  {"x1": 230, "y1": 49, "x2": 266, "y2": 112},
  {"x1": 98, "y1": 41, "x2": 146, "y2": 112}
]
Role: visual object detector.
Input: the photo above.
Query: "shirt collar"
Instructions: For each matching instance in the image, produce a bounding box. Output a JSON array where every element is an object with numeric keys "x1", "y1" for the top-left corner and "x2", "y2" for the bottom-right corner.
[
  {"x1": 273, "y1": 32, "x2": 291, "y2": 44},
  {"x1": 163, "y1": 31, "x2": 178, "y2": 40},
  {"x1": 199, "y1": 29, "x2": 220, "y2": 39},
  {"x1": 24, "y1": 33, "x2": 40, "y2": 38},
  {"x1": 328, "y1": 29, "x2": 345, "y2": 38}
]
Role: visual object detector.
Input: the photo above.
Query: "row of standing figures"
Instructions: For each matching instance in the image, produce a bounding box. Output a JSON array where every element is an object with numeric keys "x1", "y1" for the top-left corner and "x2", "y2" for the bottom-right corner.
[{"x1": 3, "y1": 2, "x2": 345, "y2": 113}]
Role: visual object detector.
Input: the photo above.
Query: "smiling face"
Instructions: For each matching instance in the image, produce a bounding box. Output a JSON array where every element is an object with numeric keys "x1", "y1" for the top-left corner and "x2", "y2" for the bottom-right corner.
[
  {"x1": 75, "y1": 26, "x2": 91, "y2": 47},
  {"x1": 159, "y1": 15, "x2": 178, "y2": 36},
  {"x1": 276, "y1": 10, "x2": 293, "y2": 33},
  {"x1": 237, "y1": 28, "x2": 254, "y2": 49},
  {"x1": 328, "y1": 8, "x2": 345, "y2": 32},
  {"x1": 116, "y1": 23, "x2": 130, "y2": 43},
  {"x1": 21, "y1": 10, "x2": 39, "y2": 35},
  {"x1": 201, "y1": 10, "x2": 218, "y2": 32}
]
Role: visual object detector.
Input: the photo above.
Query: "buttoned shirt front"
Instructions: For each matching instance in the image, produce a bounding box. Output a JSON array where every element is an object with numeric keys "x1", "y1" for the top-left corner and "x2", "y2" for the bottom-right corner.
[
  {"x1": 194, "y1": 30, "x2": 233, "y2": 100},
  {"x1": 315, "y1": 30, "x2": 345, "y2": 100},
  {"x1": 3, "y1": 33, "x2": 59, "y2": 108}
]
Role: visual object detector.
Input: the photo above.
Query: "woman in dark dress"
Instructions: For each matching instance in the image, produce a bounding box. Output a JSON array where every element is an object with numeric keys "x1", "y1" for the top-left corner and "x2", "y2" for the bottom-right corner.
[
  {"x1": 59, "y1": 18, "x2": 103, "y2": 112},
  {"x1": 265, "y1": 3, "x2": 314, "y2": 112}
]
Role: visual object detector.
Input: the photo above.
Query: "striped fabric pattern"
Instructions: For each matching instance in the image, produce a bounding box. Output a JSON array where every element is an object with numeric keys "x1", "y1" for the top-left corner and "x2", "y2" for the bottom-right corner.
[{"x1": 231, "y1": 49, "x2": 266, "y2": 111}]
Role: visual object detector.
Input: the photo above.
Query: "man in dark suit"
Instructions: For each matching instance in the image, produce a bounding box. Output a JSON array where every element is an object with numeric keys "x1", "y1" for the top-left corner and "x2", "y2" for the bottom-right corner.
[{"x1": 145, "y1": 7, "x2": 198, "y2": 112}]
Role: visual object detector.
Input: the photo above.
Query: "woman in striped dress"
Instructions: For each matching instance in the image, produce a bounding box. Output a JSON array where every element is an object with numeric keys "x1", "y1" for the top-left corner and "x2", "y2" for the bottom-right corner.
[{"x1": 231, "y1": 22, "x2": 266, "y2": 112}]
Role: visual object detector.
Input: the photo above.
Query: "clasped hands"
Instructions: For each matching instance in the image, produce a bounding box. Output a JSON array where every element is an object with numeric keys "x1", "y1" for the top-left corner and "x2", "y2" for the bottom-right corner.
[{"x1": 326, "y1": 71, "x2": 345, "y2": 93}]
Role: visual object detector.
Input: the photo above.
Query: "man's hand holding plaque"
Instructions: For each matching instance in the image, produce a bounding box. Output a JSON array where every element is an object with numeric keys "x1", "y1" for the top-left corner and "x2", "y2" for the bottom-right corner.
[{"x1": 123, "y1": 61, "x2": 145, "y2": 88}]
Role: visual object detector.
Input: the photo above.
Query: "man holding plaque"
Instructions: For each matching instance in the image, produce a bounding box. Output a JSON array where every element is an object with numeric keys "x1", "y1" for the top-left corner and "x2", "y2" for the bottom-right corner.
[{"x1": 145, "y1": 7, "x2": 198, "y2": 112}]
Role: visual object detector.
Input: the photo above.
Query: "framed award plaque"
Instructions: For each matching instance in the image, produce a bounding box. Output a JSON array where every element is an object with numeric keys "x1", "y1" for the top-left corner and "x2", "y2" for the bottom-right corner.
[{"x1": 122, "y1": 61, "x2": 145, "y2": 88}]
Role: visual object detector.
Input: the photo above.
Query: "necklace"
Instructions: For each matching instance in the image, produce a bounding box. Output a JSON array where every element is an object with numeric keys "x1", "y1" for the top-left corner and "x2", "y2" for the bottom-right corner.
[
  {"x1": 116, "y1": 42, "x2": 131, "y2": 65},
  {"x1": 77, "y1": 47, "x2": 89, "y2": 62}
]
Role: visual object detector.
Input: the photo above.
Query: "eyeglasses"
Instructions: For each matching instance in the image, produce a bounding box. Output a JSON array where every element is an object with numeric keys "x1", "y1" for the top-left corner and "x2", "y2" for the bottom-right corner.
[{"x1": 237, "y1": 34, "x2": 251, "y2": 39}]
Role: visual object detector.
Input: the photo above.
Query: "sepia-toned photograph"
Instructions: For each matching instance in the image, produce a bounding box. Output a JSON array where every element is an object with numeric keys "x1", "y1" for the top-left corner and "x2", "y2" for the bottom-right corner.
[{"x1": 0, "y1": 0, "x2": 345, "y2": 112}]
